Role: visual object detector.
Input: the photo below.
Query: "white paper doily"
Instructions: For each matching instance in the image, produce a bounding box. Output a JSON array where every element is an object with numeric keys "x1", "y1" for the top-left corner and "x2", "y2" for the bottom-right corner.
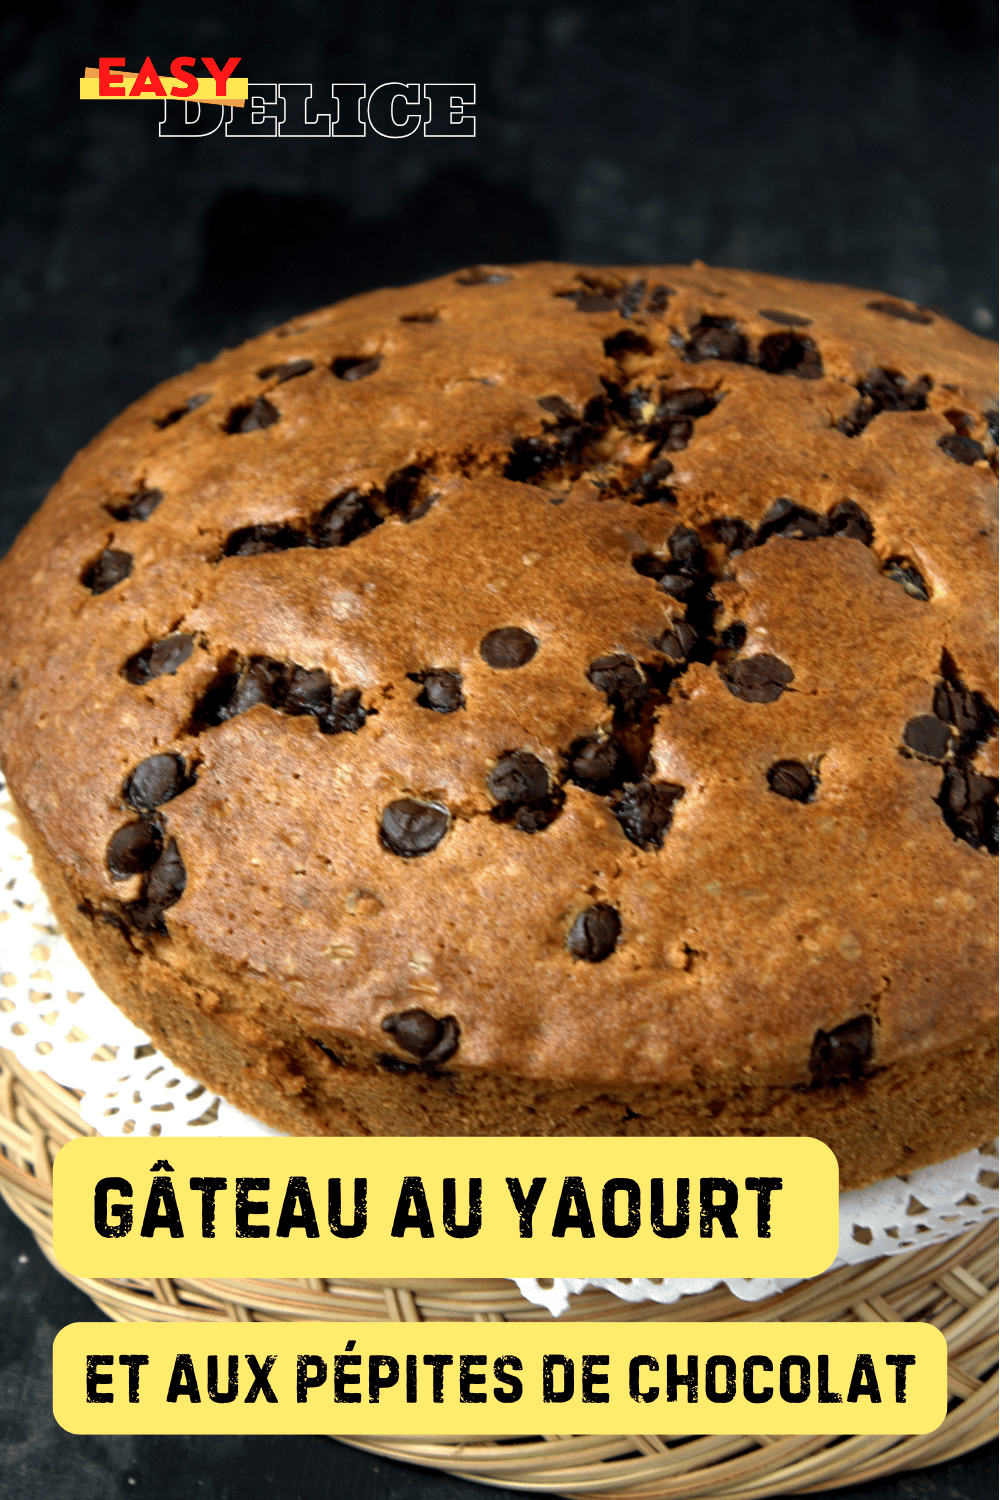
[
  {"x1": 1, "y1": 786, "x2": 995, "y2": 1313},
  {"x1": 0, "y1": 786, "x2": 281, "y2": 1139},
  {"x1": 515, "y1": 1138, "x2": 999, "y2": 1315}
]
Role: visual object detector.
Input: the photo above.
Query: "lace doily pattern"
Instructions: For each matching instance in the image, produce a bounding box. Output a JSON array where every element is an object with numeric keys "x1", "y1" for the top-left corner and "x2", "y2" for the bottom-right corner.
[
  {"x1": 0, "y1": 788, "x2": 281, "y2": 1139},
  {"x1": 1, "y1": 790, "x2": 994, "y2": 1313},
  {"x1": 515, "y1": 1140, "x2": 999, "y2": 1315}
]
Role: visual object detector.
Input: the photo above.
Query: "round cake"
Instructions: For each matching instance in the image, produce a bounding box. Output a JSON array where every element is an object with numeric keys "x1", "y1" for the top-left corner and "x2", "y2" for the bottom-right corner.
[{"x1": 0, "y1": 262, "x2": 995, "y2": 1188}]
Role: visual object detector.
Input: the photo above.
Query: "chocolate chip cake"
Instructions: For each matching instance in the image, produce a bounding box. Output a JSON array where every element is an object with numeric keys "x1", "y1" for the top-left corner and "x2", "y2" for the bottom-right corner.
[{"x1": 0, "y1": 262, "x2": 996, "y2": 1188}]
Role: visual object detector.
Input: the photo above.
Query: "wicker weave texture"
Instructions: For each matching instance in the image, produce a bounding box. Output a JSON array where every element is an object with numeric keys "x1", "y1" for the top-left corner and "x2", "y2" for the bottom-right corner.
[{"x1": 1, "y1": 1046, "x2": 995, "y2": 1497}]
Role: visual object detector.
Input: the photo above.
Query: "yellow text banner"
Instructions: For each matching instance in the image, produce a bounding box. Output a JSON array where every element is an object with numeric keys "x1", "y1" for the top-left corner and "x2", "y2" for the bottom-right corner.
[
  {"x1": 53, "y1": 1136, "x2": 838, "y2": 1279},
  {"x1": 53, "y1": 1320, "x2": 946, "y2": 1435},
  {"x1": 80, "y1": 71, "x2": 248, "y2": 105}
]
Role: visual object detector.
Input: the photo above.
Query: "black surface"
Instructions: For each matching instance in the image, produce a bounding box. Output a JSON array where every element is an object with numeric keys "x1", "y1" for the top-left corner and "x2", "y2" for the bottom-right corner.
[
  {"x1": 0, "y1": 1198, "x2": 997, "y2": 1500},
  {"x1": 0, "y1": 1, "x2": 997, "y2": 1496}
]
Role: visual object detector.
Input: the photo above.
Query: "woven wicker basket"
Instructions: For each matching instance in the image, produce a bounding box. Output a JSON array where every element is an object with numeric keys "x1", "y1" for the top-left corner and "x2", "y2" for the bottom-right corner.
[{"x1": 1, "y1": 1044, "x2": 995, "y2": 1497}]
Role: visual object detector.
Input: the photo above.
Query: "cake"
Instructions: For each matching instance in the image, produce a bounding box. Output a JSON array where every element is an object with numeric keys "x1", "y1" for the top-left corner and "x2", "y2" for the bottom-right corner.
[{"x1": 0, "y1": 262, "x2": 995, "y2": 1188}]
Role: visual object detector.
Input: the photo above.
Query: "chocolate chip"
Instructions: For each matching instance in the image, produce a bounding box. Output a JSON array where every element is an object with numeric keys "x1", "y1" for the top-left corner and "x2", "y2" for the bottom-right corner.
[
  {"x1": 124, "y1": 901, "x2": 169, "y2": 935},
  {"x1": 659, "y1": 418, "x2": 696, "y2": 452},
  {"x1": 256, "y1": 358, "x2": 314, "y2": 382},
  {"x1": 480, "y1": 628, "x2": 538, "y2": 669},
  {"x1": 456, "y1": 266, "x2": 511, "y2": 285},
  {"x1": 226, "y1": 396, "x2": 279, "y2": 433},
  {"x1": 385, "y1": 465, "x2": 434, "y2": 521},
  {"x1": 723, "y1": 655, "x2": 794, "y2": 704},
  {"x1": 224, "y1": 524, "x2": 306, "y2": 557},
  {"x1": 488, "y1": 751, "x2": 549, "y2": 807},
  {"x1": 505, "y1": 435, "x2": 560, "y2": 483},
  {"x1": 810, "y1": 1016, "x2": 874, "y2": 1084},
  {"x1": 504, "y1": 392, "x2": 608, "y2": 484},
  {"x1": 125, "y1": 755, "x2": 190, "y2": 811},
  {"x1": 226, "y1": 659, "x2": 284, "y2": 718},
  {"x1": 312, "y1": 490, "x2": 381, "y2": 548},
  {"x1": 755, "y1": 496, "x2": 874, "y2": 548},
  {"x1": 124, "y1": 633, "x2": 194, "y2": 684},
  {"x1": 658, "y1": 573, "x2": 697, "y2": 603},
  {"x1": 934, "y1": 674, "x2": 996, "y2": 752},
  {"x1": 333, "y1": 355, "x2": 382, "y2": 381},
  {"x1": 609, "y1": 382, "x2": 653, "y2": 432},
  {"x1": 283, "y1": 666, "x2": 333, "y2": 718},
  {"x1": 399, "y1": 310, "x2": 441, "y2": 323},
  {"x1": 380, "y1": 799, "x2": 449, "y2": 857},
  {"x1": 864, "y1": 370, "x2": 931, "y2": 412},
  {"x1": 758, "y1": 308, "x2": 812, "y2": 327},
  {"x1": 189, "y1": 657, "x2": 287, "y2": 729},
  {"x1": 884, "y1": 558, "x2": 930, "y2": 600},
  {"x1": 714, "y1": 518, "x2": 756, "y2": 554},
  {"x1": 83, "y1": 548, "x2": 132, "y2": 594},
  {"x1": 567, "y1": 904, "x2": 621, "y2": 962},
  {"x1": 617, "y1": 278, "x2": 647, "y2": 319},
  {"x1": 828, "y1": 500, "x2": 874, "y2": 545},
  {"x1": 514, "y1": 803, "x2": 562, "y2": 834},
  {"x1": 903, "y1": 715, "x2": 952, "y2": 761},
  {"x1": 537, "y1": 395, "x2": 576, "y2": 420},
  {"x1": 669, "y1": 526, "x2": 704, "y2": 567},
  {"x1": 587, "y1": 655, "x2": 647, "y2": 716},
  {"x1": 154, "y1": 393, "x2": 210, "y2": 429},
  {"x1": 188, "y1": 668, "x2": 239, "y2": 729},
  {"x1": 382, "y1": 1009, "x2": 460, "y2": 1063},
  {"x1": 685, "y1": 317, "x2": 748, "y2": 364},
  {"x1": 416, "y1": 671, "x2": 464, "y2": 713},
  {"x1": 767, "y1": 761, "x2": 815, "y2": 801},
  {"x1": 938, "y1": 765, "x2": 998, "y2": 854},
  {"x1": 567, "y1": 736, "x2": 626, "y2": 793},
  {"x1": 145, "y1": 837, "x2": 186, "y2": 909},
  {"x1": 424, "y1": 1015, "x2": 460, "y2": 1064},
  {"x1": 612, "y1": 780, "x2": 684, "y2": 849},
  {"x1": 656, "y1": 621, "x2": 699, "y2": 663},
  {"x1": 631, "y1": 459, "x2": 676, "y2": 504},
  {"x1": 487, "y1": 750, "x2": 561, "y2": 833},
  {"x1": 986, "y1": 410, "x2": 998, "y2": 445},
  {"x1": 937, "y1": 433, "x2": 986, "y2": 465},
  {"x1": 631, "y1": 528, "x2": 709, "y2": 608},
  {"x1": 321, "y1": 687, "x2": 367, "y2": 736},
  {"x1": 604, "y1": 329, "x2": 654, "y2": 357},
  {"x1": 645, "y1": 284, "x2": 672, "y2": 314},
  {"x1": 375, "y1": 1052, "x2": 419, "y2": 1076},
  {"x1": 838, "y1": 369, "x2": 931, "y2": 436},
  {"x1": 866, "y1": 298, "x2": 933, "y2": 325},
  {"x1": 658, "y1": 388, "x2": 717, "y2": 419},
  {"x1": 109, "y1": 484, "x2": 164, "y2": 522},
  {"x1": 720, "y1": 622, "x2": 747, "y2": 650},
  {"x1": 756, "y1": 499, "x2": 832, "y2": 544},
  {"x1": 107, "y1": 821, "x2": 162, "y2": 879},
  {"x1": 632, "y1": 554, "x2": 671, "y2": 581},
  {"x1": 382, "y1": 1008, "x2": 440, "y2": 1056},
  {"x1": 757, "y1": 331, "x2": 824, "y2": 379}
]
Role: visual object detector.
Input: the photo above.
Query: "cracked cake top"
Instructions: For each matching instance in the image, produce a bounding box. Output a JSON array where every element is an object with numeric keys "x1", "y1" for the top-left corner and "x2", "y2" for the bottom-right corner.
[{"x1": 0, "y1": 261, "x2": 996, "y2": 1095}]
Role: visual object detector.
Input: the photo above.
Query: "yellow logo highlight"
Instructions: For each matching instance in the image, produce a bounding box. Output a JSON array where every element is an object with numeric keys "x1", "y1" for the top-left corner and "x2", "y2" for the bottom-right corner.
[
  {"x1": 53, "y1": 1136, "x2": 837, "y2": 1279},
  {"x1": 53, "y1": 1320, "x2": 947, "y2": 1435},
  {"x1": 80, "y1": 60, "x2": 248, "y2": 105}
]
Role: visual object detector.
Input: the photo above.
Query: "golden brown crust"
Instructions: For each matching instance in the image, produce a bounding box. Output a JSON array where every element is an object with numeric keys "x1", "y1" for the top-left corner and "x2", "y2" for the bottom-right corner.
[{"x1": 0, "y1": 262, "x2": 996, "y2": 1180}]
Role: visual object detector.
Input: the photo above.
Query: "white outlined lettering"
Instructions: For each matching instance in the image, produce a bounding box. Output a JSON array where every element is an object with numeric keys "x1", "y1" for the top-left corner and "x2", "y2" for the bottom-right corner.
[
  {"x1": 225, "y1": 83, "x2": 283, "y2": 137},
  {"x1": 277, "y1": 84, "x2": 331, "y2": 138},
  {"x1": 366, "y1": 81, "x2": 422, "y2": 138},
  {"x1": 423, "y1": 83, "x2": 476, "y2": 137}
]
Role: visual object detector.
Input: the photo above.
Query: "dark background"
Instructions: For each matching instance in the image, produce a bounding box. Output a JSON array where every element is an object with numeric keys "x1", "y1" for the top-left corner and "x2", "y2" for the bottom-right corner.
[{"x1": 0, "y1": 1, "x2": 996, "y2": 1496}]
